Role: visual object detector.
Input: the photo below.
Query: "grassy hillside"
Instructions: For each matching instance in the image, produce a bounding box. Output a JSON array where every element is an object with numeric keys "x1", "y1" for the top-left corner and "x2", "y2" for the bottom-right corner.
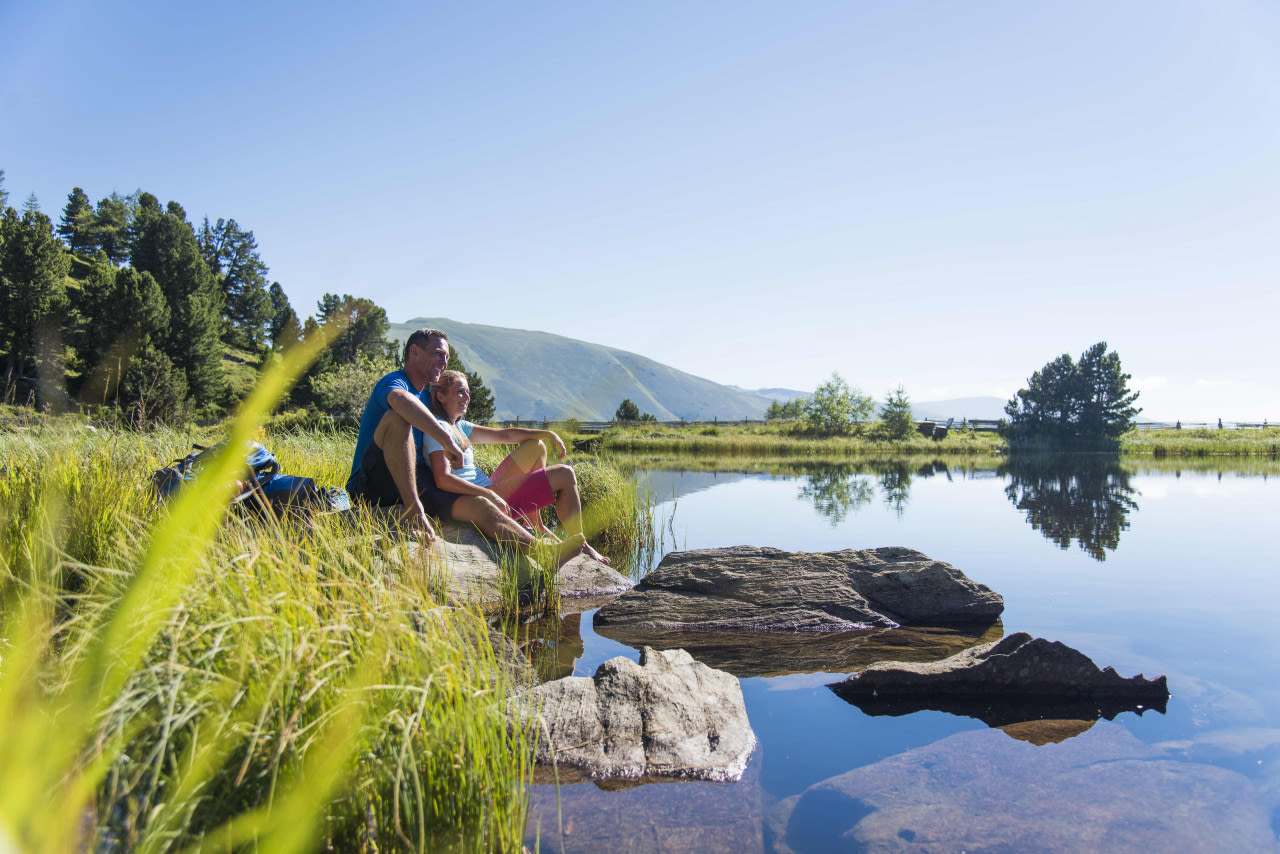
[{"x1": 388, "y1": 318, "x2": 786, "y2": 421}]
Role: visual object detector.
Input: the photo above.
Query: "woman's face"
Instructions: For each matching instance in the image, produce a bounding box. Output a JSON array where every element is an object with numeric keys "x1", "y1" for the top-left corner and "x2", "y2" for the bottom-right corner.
[{"x1": 439, "y1": 379, "x2": 470, "y2": 420}]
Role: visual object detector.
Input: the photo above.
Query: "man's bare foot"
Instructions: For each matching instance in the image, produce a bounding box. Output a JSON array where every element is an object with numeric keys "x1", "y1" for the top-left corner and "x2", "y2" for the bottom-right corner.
[
  {"x1": 554, "y1": 534, "x2": 586, "y2": 568},
  {"x1": 580, "y1": 541, "x2": 612, "y2": 565}
]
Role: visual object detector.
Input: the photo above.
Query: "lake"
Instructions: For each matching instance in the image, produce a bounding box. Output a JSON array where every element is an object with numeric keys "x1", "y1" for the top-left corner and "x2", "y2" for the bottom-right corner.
[{"x1": 524, "y1": 456, "x2": 1280, "y2": 853}]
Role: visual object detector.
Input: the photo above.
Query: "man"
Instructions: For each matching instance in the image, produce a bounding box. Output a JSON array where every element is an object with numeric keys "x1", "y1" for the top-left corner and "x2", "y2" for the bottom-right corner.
[{"x1": 347, "y1": 328, "x2": 465, "y2": 541}]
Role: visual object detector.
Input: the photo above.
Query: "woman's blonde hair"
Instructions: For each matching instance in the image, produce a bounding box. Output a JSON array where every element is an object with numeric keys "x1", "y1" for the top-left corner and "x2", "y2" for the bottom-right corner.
[{"x1": 429, "y1": 370, "x2": 471, "y2": 451}]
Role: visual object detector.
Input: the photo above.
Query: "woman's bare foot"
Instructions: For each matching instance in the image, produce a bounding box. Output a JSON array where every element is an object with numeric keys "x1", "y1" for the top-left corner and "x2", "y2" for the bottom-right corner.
[
  {"x1": 554, "y1": 534, "x2": 587, "y2": 568},
  {"x1": 580, "y1": 541, "x2": 612, "y2": 565}
]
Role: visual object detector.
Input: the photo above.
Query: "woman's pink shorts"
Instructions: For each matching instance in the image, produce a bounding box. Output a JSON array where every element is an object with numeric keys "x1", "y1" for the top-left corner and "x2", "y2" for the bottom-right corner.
[{"x1": 491, "y1": 459, "x2": 555, "y2": 520}]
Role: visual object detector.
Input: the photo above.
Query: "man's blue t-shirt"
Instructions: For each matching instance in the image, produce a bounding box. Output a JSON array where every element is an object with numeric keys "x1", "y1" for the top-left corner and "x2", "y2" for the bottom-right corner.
[{"x1": 348, "y1": 370, "x2": 430, "y2": 480}]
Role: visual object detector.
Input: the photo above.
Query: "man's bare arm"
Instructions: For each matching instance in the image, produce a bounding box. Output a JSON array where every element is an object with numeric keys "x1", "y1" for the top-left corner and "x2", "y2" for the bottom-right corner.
[{"x1": 386, "y1": 389, "x2": 465, "y2": 468}]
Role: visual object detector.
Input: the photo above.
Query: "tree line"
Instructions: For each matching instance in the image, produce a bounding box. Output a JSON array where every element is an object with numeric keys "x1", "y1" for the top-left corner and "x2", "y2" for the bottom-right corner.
[{"x1": 0, "y1": 170, "x2": 493, "y2": 425}]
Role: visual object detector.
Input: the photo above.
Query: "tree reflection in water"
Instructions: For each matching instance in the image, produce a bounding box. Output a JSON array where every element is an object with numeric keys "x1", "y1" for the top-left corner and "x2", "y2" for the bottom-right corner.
[
  {"x1": 797, "y1": 466, "x2": 874, "y2": 525},
  {"x1": 1000, "y1": 455, "x2": 1139, "y2": 561}
]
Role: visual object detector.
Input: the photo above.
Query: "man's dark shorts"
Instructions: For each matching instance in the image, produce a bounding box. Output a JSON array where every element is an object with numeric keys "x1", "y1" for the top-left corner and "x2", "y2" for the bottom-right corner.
[{"x1": 347, "y1": 443, "x2": 461, "y2": 518}]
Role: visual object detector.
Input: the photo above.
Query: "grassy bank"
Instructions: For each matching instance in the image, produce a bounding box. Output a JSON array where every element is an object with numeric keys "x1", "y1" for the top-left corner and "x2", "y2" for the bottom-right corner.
[
  {"x1": 0, "y1": 419, "x2": 648, "y2": 850},
  {"x1": 595, "y1": 422, "x2": 1005, "y2": 457},
  {"x1": 590, "y1": 421, "x2": 1280, "y2": 458}
]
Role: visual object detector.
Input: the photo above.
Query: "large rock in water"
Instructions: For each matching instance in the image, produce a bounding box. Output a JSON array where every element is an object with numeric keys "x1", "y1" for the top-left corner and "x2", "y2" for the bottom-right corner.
[
  {"x1": 828, "y1": 631, "x2": 1169, "y2": 703},
  {"x1": 594, "y1": 546, "x2": 1002, "y2": 632},
  {"x1": 513, "y1": 646, "x2": 757, "y2": 782},
  {"x1": 390, "y1": 520, "x2": 633, "y2": 606}
]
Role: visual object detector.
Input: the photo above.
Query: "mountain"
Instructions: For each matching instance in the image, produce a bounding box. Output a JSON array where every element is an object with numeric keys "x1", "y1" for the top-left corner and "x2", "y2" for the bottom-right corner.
[{"x1": 387, "y1": 318, "x2": 797, "y2": 421}]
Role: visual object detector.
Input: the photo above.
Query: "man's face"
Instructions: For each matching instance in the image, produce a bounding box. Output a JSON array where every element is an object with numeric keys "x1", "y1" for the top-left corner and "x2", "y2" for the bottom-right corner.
[{"x1": 422, "y1": 335, "x2": 449, "y2": 382}]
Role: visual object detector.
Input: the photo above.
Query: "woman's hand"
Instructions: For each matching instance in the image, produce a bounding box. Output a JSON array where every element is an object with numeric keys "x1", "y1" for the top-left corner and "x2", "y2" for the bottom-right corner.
[
  {"x1": 485, "y1": 489, "x2": 512, "y2": 517},
  {"x1": 544, "y1": 430, "x2": 567, "y2": 460}
]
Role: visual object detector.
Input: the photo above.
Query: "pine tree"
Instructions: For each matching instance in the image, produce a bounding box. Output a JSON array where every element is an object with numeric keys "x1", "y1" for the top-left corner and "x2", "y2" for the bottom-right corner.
[
  {"x1": 1004, "y1": 342, "x2": 1141, "y2": 447},
  {"x1": 878, "y1": 385, "x2": 914, "y2": 440},
  {"x1": 198, "y1": 217, "x2": 274, "y2": 351},
  {"x1": 129, "y1": 194, "x2": 225, "y2": 406},
  {"x1": 92, "y1": 192, "x2": 134, "y2": 264},
  {"x1": 0, "y1": 207, "x2": 72, "y2": 403},
  {"x1": 58, "y1": 187, "x2": 96, "y2": 254},
  {"x1": 267, "y1": 282, "x2": 302, "y2": 351}
]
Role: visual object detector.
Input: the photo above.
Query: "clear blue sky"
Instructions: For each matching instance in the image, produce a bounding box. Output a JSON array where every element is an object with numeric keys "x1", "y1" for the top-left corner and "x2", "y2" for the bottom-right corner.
[{"x1": 4, "y1": 1, "x2": 1277, "y2": 421}]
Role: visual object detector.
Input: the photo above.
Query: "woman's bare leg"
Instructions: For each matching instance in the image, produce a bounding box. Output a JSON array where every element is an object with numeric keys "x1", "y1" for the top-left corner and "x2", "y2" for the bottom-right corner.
[
  {"x1": 545, "y1": 465, "x2": 611, "y2": 564},
  {"x1": 492, "y1": 439, "x2": 556, "y2": 534},
  {"x1": 451, "y1": 494, "x2": 584, "y2": 568}
]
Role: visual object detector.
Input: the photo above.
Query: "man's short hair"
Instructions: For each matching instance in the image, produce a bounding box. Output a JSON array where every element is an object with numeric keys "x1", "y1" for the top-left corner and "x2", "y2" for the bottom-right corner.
[{"x1": 403, "y1": 328, "x2": 447, "y2": 363}]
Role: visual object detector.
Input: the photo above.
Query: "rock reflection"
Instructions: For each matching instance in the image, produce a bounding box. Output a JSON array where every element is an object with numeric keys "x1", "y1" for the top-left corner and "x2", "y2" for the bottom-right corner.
[
  {"x1": 500, "y1": 611, "x2": 586, "y2": 682},
  {"x1": 839, "y1": 693, "x2": 1166, "y2": 744},
  {"x1": 1001, "y1": 455, "x2": 1139, "y2": 561},
  {"x1": 593, "y1": 622, "x2": 1004, "y2": 679}
]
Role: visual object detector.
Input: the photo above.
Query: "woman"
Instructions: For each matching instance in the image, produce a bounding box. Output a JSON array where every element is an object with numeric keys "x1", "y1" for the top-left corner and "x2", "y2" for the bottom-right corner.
[{"x1": 420, "y1": 370, "x2": 611, "y2": 565}]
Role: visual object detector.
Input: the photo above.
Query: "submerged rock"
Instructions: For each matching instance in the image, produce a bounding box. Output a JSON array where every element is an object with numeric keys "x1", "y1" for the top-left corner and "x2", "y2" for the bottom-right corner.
[
  {"x1": 594, "y1": 545, "x2": 1003, "y2": 633},
  {"x1": 828, "y1": 631, "x2": 1169, "y2": 703},
  {"x1": 514, "y1": 647, "x2": 756, "y2": 782},
  {"x1": 768, "y1": 723, "x2": 1273, "y2": 854}
]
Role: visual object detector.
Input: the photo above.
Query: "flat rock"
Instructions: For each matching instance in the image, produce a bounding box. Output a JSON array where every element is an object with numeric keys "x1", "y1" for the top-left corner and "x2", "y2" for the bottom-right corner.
[
  {"x1": 391, "y1": 520, "x2": 633, "y2": 606},
  {"x1": 594, "y1": 546, "x2": 1002, "y2": 633},
  {"x1": 768, "y1": 723, "x2": 1275, "y2": 854},
  {"x1": 829, "y1": 631, "x2": 1169, "y2": 703},
  {"x1": 513, "y1": 647, "x2": 757, "y2": 782}
]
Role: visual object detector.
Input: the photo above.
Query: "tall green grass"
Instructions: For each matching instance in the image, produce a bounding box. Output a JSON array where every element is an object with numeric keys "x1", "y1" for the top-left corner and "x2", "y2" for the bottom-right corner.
[
  {"x1": 0, "y1": 342, "x2": 638, "y2": 849},
  {"x1": 597, "y1": 422, "x2": 1006, "y2": 457}
]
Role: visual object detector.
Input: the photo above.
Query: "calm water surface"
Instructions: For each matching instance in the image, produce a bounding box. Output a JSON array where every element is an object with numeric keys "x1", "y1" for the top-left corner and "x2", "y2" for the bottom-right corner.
[{"x1": 525, "y1": 458, "x2": 1280, "y2": 853}]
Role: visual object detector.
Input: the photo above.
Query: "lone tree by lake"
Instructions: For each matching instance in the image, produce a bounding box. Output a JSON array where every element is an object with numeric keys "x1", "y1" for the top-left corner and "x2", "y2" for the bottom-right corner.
[{"x1": 1003, "y1": 342, "x2": 1141, "y2": 449}]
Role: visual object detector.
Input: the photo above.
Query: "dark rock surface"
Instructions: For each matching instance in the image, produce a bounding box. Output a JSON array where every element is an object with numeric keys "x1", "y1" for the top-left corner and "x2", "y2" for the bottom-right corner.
[
  {"x1": 594, "y1": 545, "x2": 1003, "y2": 632},
  {"x1": 829, "y1": 631, "x2": 1169, "y2": 703},
  {"x1": 768, "y1": 723, "x2": 1275, "y2": 854},
  {"x1": 513, "y1": 646, "x2": 756, "y2": 782}
]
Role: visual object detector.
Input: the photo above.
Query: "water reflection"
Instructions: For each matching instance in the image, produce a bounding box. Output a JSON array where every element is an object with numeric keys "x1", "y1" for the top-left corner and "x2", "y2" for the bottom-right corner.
[
  {"x1": 999, "y1": 455, "x2": 1139, "y2": 561},
  {"x1": 594, "y1": 622, "x2": 1004, "y2": 679},
  {"x1": 796, "y1": 467, "x2": 874, "y2": 524},
  {"x1": 833, "y1": 692, "x2": 1167, "y2": 744}
]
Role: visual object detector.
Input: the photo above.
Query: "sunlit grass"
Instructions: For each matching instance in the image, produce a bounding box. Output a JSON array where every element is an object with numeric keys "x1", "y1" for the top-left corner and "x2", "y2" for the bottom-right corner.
[{"x1": 0, "y1": 339, "x2": 631, "y2": 850}]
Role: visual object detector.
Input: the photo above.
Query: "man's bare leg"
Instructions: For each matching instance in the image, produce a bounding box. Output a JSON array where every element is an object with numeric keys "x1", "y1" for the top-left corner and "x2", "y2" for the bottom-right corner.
[{"x1": 372, "y1": 409, "x2": 436, "y2": 541}]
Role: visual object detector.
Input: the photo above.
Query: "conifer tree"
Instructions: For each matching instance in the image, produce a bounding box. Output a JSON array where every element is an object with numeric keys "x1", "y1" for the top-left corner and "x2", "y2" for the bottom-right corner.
[
  {"x1": 129, "y1": 193, "x2": 225, "y2": 405},
  {"x1": 198, "y1": 217, "x2": 274, "y2": 351},
  {"x1": 58, "y1": 187, "x2": 96, "y2": 254},
  {"x1": 0, "y1": 207, "x2": 71, "y2": 402},
  {"x1": 267, "y1": 282, "x2": 302, "y2": 351}
]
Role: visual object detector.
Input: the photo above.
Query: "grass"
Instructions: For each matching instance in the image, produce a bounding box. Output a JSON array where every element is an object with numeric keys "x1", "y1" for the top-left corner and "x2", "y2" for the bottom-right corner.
[
  {"x1": 589, "y1": 420, "x2": 1280, "y2": 459},
  {"x1": 597, "y1": 421, "x2": 1006, "y2": 457},
  {"x1": 1, "y1": 400, "x2": 651, "y2": 848}
]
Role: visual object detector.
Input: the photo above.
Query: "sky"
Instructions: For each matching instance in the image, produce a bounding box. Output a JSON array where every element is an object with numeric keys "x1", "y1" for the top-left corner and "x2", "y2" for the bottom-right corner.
[{"x1": 3, "y1": 1, "x2": 1278, "y2": 422}]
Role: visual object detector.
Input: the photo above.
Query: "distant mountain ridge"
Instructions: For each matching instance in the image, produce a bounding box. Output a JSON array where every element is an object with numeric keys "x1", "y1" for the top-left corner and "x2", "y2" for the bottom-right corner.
[
  {"x1": 388, "y1": 318, "x2": 805, "y2": 421},
  {"x1": 387, "y1": 318, "x2": 1007, "y2": 423}
]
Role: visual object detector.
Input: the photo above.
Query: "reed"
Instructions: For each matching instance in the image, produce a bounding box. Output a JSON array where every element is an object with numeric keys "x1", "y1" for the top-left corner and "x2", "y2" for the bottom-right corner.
[{"x1": 0, "y1": 345, "x2": 667, "y2": 849}]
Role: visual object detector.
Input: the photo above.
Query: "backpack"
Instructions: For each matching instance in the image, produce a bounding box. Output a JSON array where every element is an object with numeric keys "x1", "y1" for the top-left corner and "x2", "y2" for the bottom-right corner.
[{"x1": 151, "y1": 441, "x2": 351, "y2": 518}]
